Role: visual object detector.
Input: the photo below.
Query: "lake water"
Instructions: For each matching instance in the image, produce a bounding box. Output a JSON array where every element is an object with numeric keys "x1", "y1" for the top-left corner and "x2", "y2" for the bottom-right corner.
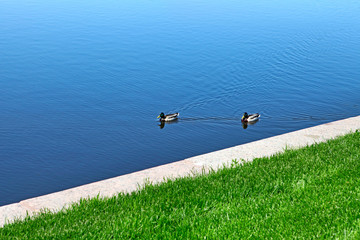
[{"x1": 0, "y1": 0, "x2": 359, "y2": 206}]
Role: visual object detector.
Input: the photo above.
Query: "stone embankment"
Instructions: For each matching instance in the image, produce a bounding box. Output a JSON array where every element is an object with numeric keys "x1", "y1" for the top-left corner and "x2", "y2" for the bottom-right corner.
[{"x1": 1, "y1": 115, "x2": 359, "y2": 227}]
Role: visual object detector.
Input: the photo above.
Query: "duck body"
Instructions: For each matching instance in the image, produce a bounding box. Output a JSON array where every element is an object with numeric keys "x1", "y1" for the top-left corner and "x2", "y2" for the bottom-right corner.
[
  {"x1": 241, "y1": 112, "x2": 260, "y2": 123},
  {"x1": 157, "y1": 112, "x2": 179, "y2": 122}
]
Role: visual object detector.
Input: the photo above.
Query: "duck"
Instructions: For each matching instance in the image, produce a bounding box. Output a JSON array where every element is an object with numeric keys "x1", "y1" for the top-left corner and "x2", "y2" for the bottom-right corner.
[
  {"x1": 241, "y1": 112, "x2": 260, "y2": 123},
  {"x1": 157, "y1": 112, "x2": 179, "y2": 122}
]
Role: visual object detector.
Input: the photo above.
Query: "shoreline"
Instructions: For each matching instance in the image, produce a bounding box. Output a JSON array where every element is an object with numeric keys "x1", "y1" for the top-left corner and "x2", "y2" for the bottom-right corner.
[{"x1": 1, "y1": 115, "x2": 360, "y2": 227}]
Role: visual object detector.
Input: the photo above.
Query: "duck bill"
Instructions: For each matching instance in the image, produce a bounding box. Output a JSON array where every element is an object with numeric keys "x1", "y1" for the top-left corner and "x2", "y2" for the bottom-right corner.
[{"x1": 157, "y1": 115, "x2": 160, "y2": 118}]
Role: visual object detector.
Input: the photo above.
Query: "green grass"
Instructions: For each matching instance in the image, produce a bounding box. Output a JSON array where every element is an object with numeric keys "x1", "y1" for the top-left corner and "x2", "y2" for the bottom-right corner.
[{"x1": 1, "y1": 131, "x2": 360, "y2": 239}]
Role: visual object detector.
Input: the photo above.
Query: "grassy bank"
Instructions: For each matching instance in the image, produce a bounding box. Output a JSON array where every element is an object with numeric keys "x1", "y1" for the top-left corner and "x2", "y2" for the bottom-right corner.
[{"x1": 1, "y1": 131, "x2": 360, "y2": 239}]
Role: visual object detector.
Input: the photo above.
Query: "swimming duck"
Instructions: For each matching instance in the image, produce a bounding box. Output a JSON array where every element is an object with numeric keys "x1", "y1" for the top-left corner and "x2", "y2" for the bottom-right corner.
[
  {"x1": 241, "y1": 112, "x2": 260, "y2": 123},
  {"x1": 157, "y1": 112, "x2": 179, "y2": 122}
]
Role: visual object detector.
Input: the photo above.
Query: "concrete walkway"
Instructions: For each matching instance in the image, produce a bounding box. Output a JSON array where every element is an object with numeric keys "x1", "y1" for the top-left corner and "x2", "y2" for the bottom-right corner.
[{"x1": 1, "y1": 116, "x2": 359, "y2": 227}]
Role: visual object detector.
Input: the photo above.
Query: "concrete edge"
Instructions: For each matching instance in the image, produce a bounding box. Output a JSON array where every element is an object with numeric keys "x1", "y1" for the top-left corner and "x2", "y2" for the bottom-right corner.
[{"x1": 1, "y1": 115, "x2": 359, "y2": 227}]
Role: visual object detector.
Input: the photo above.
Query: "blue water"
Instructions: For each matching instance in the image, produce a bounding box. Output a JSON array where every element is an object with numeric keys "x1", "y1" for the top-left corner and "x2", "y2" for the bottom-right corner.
[{"x1": 0, "y1": 0, "x2": 359, "y2": 206}]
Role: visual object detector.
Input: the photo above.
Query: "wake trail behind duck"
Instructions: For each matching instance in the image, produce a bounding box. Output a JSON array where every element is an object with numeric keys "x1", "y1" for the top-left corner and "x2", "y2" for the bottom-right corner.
[{"x1": 179, "y1": 116, "x2": 242, "y2": 122}]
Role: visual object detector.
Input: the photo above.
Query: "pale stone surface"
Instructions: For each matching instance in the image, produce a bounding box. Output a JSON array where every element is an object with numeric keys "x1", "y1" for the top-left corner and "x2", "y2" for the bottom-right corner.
[
  {"x1": 1, "y1": 116, "x2": 359, "y2": 227},
  {"x1": 0, "y1": 203, "x2": 31, "y2": 226}
]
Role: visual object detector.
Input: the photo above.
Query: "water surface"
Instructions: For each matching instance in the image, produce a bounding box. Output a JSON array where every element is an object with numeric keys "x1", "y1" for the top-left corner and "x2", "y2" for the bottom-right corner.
[{"x1": 0, "y1": 0, "x2": 359, "y2": 206}]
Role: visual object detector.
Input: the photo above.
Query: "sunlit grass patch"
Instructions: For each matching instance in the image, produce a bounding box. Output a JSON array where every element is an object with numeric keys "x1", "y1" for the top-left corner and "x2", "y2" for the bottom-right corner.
[{"x1": 1, "y1": 131, "x2": 360, "y2": 239}]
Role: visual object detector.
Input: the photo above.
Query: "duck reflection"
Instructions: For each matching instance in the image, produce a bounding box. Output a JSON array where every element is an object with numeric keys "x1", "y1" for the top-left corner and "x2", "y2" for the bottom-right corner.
[
  {"x1": 159, "y1": 119, "x2": 179, "y2": 129},
  {"x1": 242, "y1": 119, "x2": 259, "y2": 129}
]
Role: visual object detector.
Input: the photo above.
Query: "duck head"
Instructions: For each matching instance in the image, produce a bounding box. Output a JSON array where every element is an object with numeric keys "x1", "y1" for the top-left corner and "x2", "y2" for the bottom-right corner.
[
  {"x1": 241, "y1": 112, "x2": 249, "y2": 122},
  {"x1": 157, "y1": 112, "x2": 165, "y2": 119}
]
